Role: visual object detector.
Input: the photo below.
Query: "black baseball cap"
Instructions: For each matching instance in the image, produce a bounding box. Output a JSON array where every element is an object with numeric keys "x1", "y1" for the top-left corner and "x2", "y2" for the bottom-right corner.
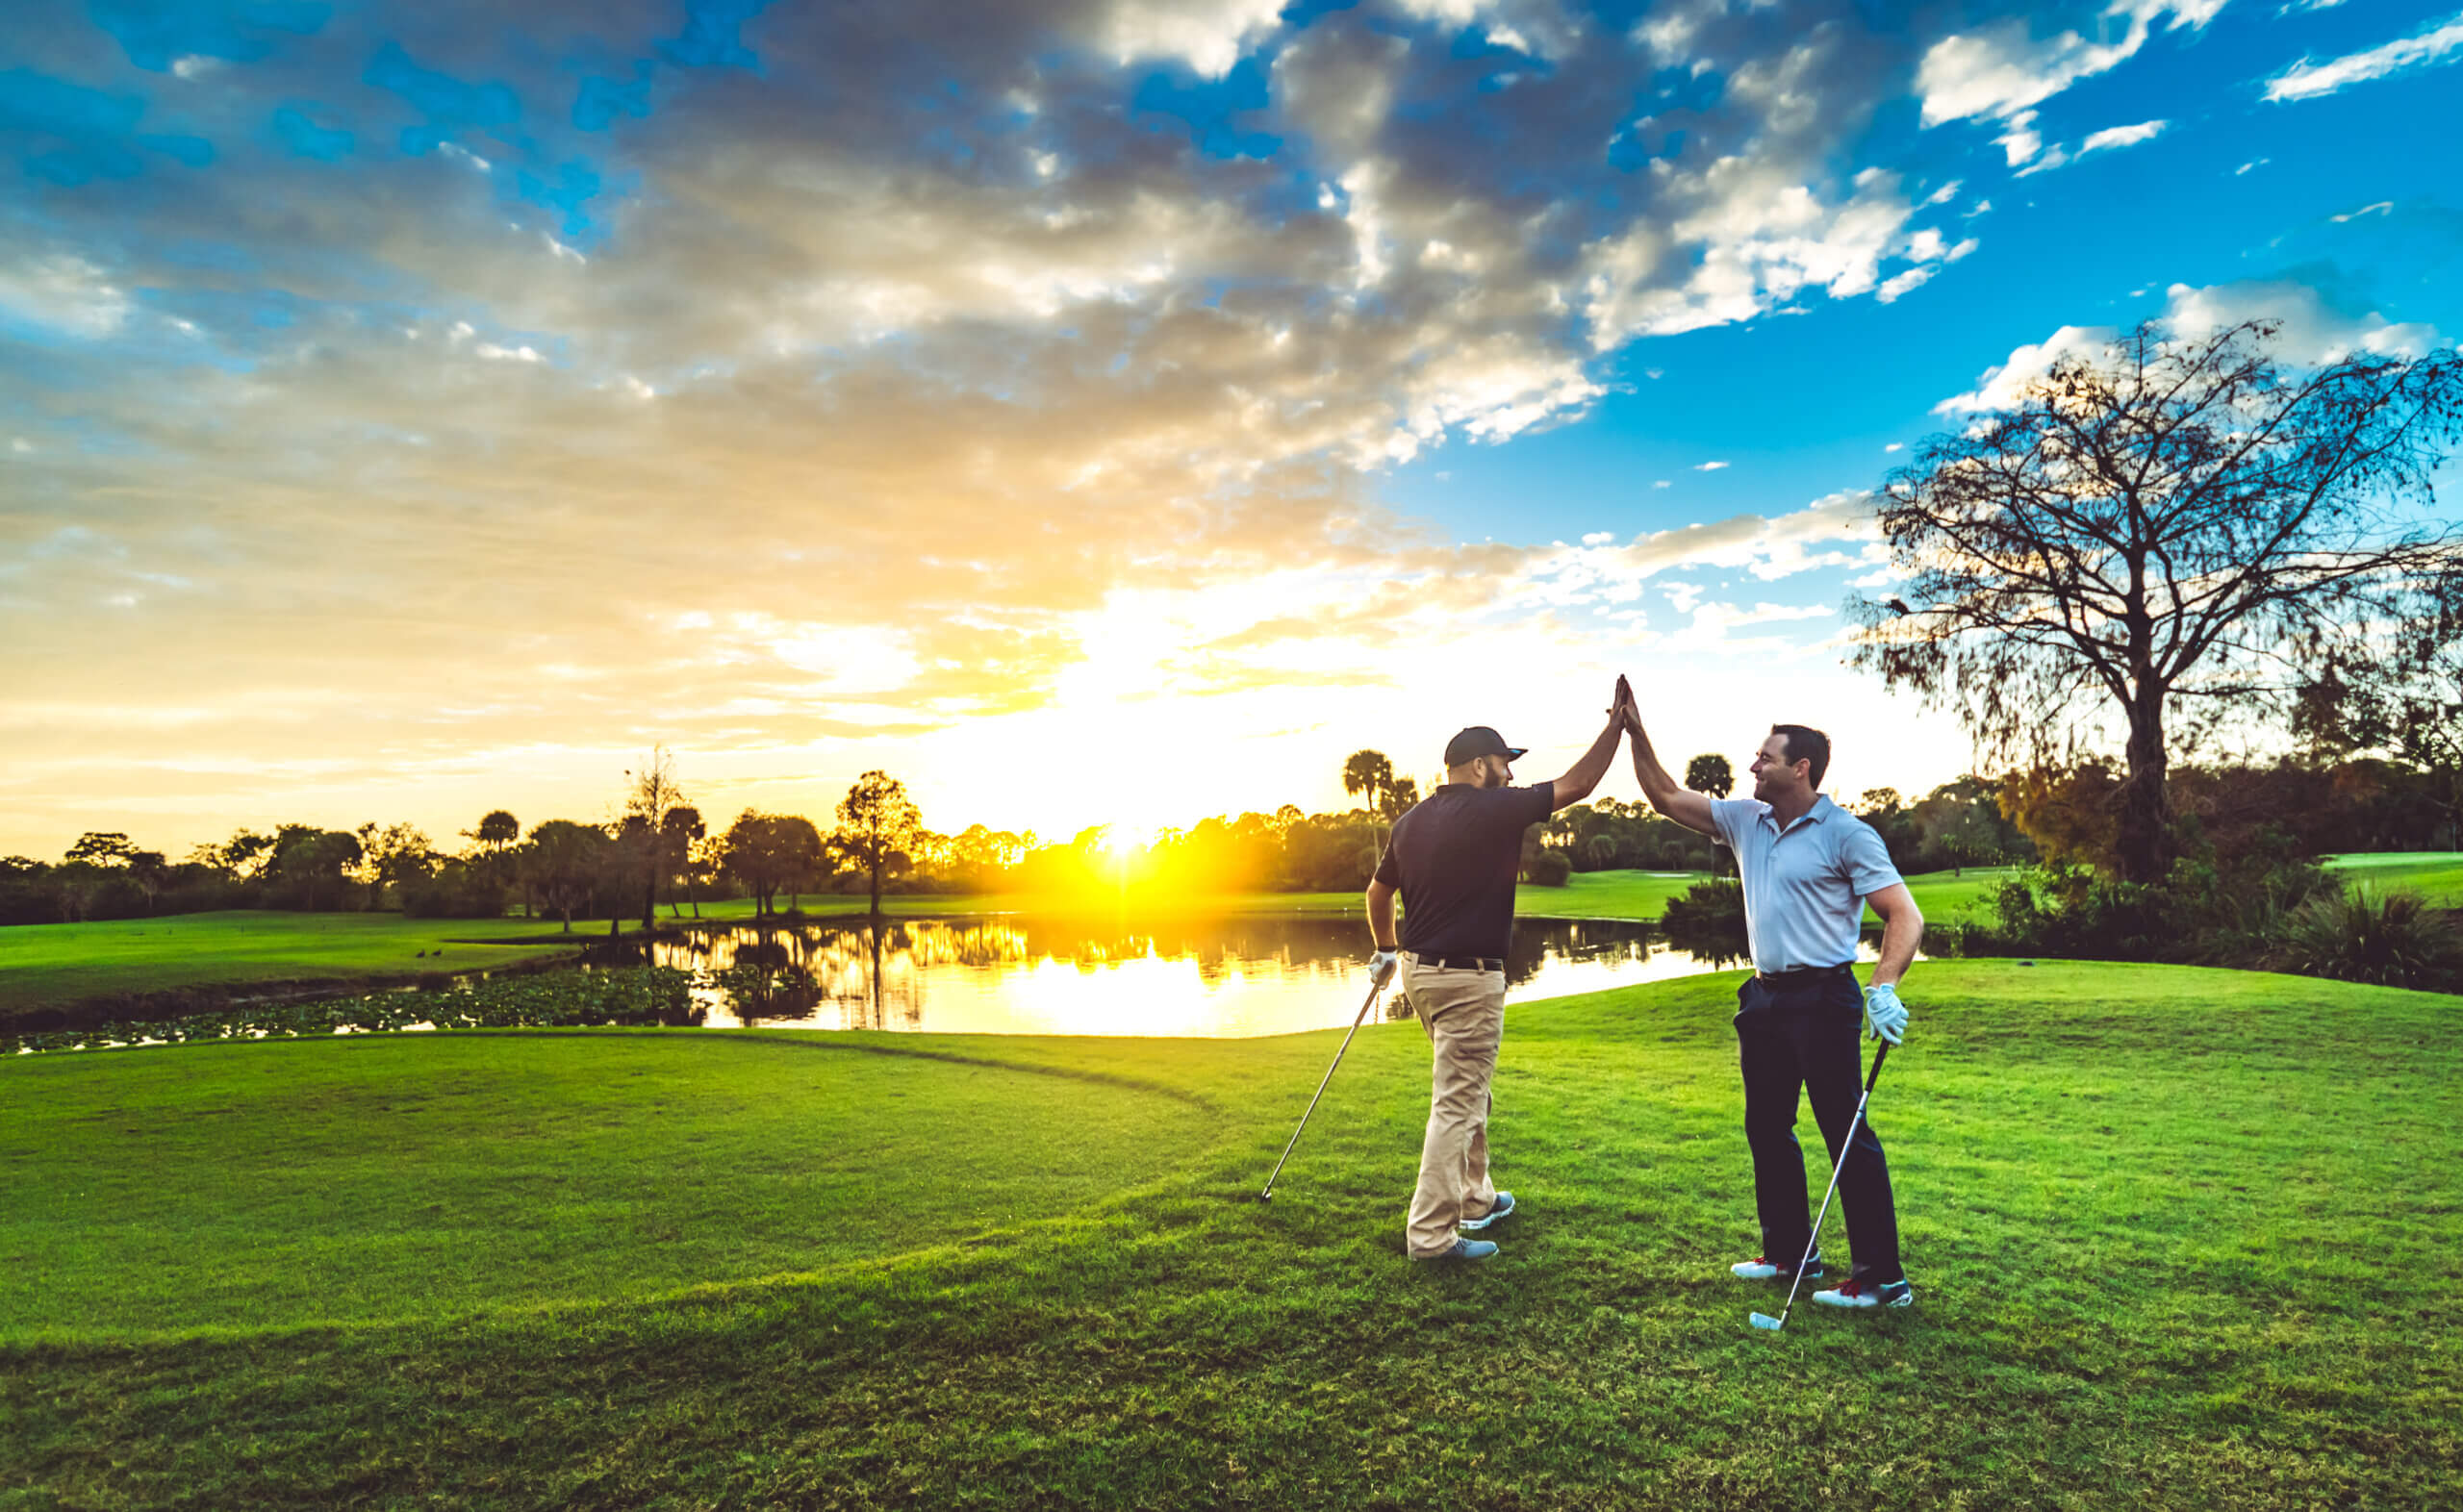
[{"x1": 1444, "y1": 726, "x2": 1527, "y2": 767}]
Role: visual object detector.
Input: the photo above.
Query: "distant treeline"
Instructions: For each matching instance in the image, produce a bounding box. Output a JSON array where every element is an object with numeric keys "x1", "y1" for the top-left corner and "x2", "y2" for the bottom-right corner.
[{"x1": 4, "y1": 749, "x2": 2452, "y2": 928}]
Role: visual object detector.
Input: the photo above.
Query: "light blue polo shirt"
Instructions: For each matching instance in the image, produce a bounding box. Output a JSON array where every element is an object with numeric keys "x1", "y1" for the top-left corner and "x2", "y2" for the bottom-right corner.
[{"x1": 1708, "y1": 794, "x2": 1904, "y2": 973}]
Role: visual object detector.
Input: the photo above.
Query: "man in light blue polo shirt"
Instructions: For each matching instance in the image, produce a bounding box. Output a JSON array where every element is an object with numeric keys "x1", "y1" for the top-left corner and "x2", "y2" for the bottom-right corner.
[{"x1": 1619, "y1": 698, "x2": 1926, "y2": 1309}]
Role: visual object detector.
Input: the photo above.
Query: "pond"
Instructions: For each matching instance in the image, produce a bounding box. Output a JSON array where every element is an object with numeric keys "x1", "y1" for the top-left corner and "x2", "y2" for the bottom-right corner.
[{"x1": 572, "y1": 912, "x2": 1891, "y2": 1037}]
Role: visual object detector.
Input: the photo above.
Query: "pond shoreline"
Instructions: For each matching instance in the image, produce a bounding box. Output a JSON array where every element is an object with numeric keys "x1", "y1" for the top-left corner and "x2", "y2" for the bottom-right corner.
[
  {"x1": 13, "y1": 911, "x2": 1663, "y2": 1033},
  {"x1": 10, "y1": 911, "x2": 1714, "y2": 1053}
]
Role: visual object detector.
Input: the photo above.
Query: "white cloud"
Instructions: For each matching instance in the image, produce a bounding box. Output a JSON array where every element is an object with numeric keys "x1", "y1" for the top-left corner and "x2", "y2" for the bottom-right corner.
[
  {"x1": 2235, "y1": 157, "x2": 2270, "y2": 175},
  {"x1": 1695, "y1": 459, "x2": 1730, "y2": 471},
  {"x1": 1581, "y1": 531, "x2": 1614, "y2": 545},
  {"x1": 2079, "y1": 117, "x2": 2168, "y2": 155},
  {"x1": 0, "y1": 255, "x2": 131, "y2": 338},
  {"x1": 2329, "y1": 200, "x2": 2393, "y2": 222},
  {"x1": 1917, "y1": 4, "x2": 2220, "y2": 128},
  {"x1": 2266, "y1": 15, "x2": 2463, "y2": 101},
  {"x1": 1662, "y1": 598, "x2": 1836, "y2": 652},
  {"x1": 2160, "y1": 279, "x2": 2439, "y2": 360},
  {"x1": 2014, "y1": 115, "x2": 2167, "y2": 176},
  {"x1": 1090, "y1": 0, "x2": 1285, "y2": 77},
  {"x1": 1993, "y1": 111, "x2": 2043, "y2": 165},
  {"x1": 170, "y1": 55, "x2": 223, "y2": 80},
  {"x1": 437, "y1": 141, "x2": 493, "y2": 173},
  {"x1": 1653, "y1": 479, "x2": 1672, "y2": 489},
  {"x1": 1578, "y1": 492, "x2": 1881, "y2": 588},
  {"x1": 1876, "y1": 266, "x2": 1933, "y2": 302},
  {"x1": 1935, "y1": 279, "x2": 2443, "y2": 414},
  {"x1": 1582, "y1": 164, "x2": 1957, "y2": 342},
  {"x1": 2014, "y1": 143, "x2": 2071, "y2": 177},
  {"x1": 1934, "y1": 323, "x2": 2116, "y2": 413},
  {"x1": 1883, "y1": 441, "x2": 1903, "y2": 452}
]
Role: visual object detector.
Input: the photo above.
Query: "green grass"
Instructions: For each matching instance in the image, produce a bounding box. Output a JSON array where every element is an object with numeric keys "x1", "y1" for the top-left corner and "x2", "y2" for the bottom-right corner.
[
  {"x1": 0, "y1": 910, "x2": 590, "y2": 1024},
  {"x1": 0, "y1": 855, "x2": 2434, "y2": 1024},
  {"x1": 2324, "y1": 852, "x2": 2463, "y2": 908},
  {"x1": 4, "y1": 961, "x2": 2457, "y2": 1507}
]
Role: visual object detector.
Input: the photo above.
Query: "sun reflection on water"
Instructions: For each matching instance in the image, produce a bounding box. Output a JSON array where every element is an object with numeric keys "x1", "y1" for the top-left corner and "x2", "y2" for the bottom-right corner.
[{"x1": 609, "y1": 915, "x2": 1781, "y2": 1037}]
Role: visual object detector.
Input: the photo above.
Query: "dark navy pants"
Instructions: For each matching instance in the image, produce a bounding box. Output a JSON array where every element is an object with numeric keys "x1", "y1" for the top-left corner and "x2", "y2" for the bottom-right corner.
[{"x1": 1735, "y1": 966, "x2": 1902, "y2": 1285}]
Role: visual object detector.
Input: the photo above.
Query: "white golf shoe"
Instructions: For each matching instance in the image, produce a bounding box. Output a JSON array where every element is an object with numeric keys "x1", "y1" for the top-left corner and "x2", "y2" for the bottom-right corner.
[
  {"x1": 1811, "y1": 1277, "x2": 1913, "y2": 1309},
  {"x1": 1731, "y1": 1252, "x2": 1823, "y2": 1281}
]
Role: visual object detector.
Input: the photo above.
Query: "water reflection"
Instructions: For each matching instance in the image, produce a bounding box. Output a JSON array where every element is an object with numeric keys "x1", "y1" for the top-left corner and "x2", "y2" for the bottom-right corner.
[{"x1": 584, "y1": 915, "x2": 1787, "y2": 1037}]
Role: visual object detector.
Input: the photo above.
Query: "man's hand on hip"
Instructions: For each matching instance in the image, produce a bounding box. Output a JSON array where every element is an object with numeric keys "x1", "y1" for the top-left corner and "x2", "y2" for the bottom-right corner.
[{"x1": 1863, "y1": 983, "x2": 1908, "y2": 1045}]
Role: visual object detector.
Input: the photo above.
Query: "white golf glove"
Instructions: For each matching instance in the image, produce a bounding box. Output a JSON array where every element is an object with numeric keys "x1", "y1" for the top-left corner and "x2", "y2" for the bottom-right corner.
[
  {"x1": 1368, "y1": 948, "x2": 1400, "y2": 989},
  {"x1": 1864, "y1": 983, "x2": 1908, "y2": 1045}
]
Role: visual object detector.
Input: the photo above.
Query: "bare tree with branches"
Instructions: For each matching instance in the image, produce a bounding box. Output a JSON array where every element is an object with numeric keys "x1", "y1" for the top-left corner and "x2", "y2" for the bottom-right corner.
[
  {"x1": 1851, "y1": 318, "x2": 2463, "y2": 883},
  {"x1": 624, "y1": 746, "x2": 688, "y2": 930}
]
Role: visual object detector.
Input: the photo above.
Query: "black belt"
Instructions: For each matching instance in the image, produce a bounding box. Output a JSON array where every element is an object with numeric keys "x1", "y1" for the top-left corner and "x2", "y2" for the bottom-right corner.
[
  {"x1": 1755, "y1": 963, "x2": 1855, "y2": 984},
  {"x1": 1414, "y1": 954, "x2": 1505, "y2": 972}
]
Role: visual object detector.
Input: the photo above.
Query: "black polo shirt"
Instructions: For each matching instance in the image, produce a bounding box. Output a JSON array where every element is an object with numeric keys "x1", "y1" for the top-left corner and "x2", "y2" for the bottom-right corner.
[{"x1": 1373, "y1": 782, "x2": 1556, "y2": 959}]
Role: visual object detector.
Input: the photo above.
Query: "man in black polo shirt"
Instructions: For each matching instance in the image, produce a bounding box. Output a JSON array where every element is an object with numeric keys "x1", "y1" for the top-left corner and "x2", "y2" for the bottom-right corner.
[{"x1": 1367, "y1": 682, "x2": 1627, "y2": 1261}]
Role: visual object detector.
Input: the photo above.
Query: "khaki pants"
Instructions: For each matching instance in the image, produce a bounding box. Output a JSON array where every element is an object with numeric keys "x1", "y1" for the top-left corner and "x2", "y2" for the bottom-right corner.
[{"x1": 1403, "y1": 955, "x2": 1506, "y2": 1257}]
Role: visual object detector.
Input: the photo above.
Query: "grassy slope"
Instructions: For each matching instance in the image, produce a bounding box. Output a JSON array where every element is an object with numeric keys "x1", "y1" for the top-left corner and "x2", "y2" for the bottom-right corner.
[
  {"x1": 4, "y1": 961, "x2": 2457, "y2": 1508},
  {"x1": 2324, "y1": 851, "x2": 2463, "y2": 907}
]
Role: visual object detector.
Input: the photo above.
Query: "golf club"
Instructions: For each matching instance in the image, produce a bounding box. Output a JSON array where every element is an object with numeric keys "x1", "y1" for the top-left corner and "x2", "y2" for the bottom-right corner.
[
  {"x1": 1258, "y1": 960, "x2": 1396, "y2": 1201},
  {"x1": 1751, "y1": 1040, "x2": 1892, "y2": 1333}
]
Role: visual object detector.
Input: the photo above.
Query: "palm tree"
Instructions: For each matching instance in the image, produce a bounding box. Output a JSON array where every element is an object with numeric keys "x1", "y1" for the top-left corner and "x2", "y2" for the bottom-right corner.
[{"x1": 1342, "y1": 750, "x2": 1394, "y2": 811}]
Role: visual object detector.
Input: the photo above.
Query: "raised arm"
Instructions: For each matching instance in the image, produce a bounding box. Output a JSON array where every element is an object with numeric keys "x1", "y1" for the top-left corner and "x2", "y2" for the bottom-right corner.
[
  {"x1": 1619, "y1": 692, "x2": 1718, "y2": 838},
  {"x1": 1549, "y1": 682, "x2": 1629, "y2": 812}
]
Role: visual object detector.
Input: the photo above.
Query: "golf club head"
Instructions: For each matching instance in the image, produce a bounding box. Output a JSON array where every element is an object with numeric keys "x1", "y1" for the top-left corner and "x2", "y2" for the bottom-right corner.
[
  {"x1": 1748, "y1": 1312, "x2": 1785, "y2": 1331},
  {"x1": 1257, "y1": 1189, "x2": 1274, "y2": 1202}
]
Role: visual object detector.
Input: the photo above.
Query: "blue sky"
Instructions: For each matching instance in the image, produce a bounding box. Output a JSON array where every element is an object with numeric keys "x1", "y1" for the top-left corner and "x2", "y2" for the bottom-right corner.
[{"x1": 1, "y1": 0, "x2": 2458, "y2": 853}]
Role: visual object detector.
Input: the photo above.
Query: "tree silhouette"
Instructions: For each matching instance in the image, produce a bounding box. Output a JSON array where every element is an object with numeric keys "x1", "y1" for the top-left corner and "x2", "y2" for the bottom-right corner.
[
  {"x1": 721, "y1": 811, "x2": 825, "y2": 917},
  {"x1": 624, "y1": 747, "x2": 688, "y2": 930},
  {"x1": 1853, "y1": 319, "x2": 2463, "y2": 883},
  {"x1": 1686, "y1": 754, "x2": 1735, "y2": 798},
  {"x1": 464, "y1": 810, "x2": 522, "y2": 900},
  {"x1": 661, "y1": 805, "x2": 707, "y2": 918},
  {"x1": 64, "y1": 832, "x2": 138, "y2": 867},
  {"x1": 1342, "y1": 750, "x2": 1394, "y2": 812},
  {"x1": 835, "y1": 771, "x2": 922, "y2": 917},
  {"x1": 522, "y1": 820, "x2": 608, "y2": 932}
]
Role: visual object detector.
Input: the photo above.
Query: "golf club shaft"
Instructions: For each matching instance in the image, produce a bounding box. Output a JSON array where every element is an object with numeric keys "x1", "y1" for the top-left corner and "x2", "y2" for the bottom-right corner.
[
  {"x1": 1259, "y1": 976, "x2": 1385, "y2": 1198},
  {"x1": 1770, "y1": 1040, "x2": 1891, "y2": 1326}
]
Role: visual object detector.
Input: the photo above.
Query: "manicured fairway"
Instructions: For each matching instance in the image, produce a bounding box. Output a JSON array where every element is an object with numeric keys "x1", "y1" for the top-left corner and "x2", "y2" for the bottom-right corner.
[
  {"x1": 0, "y1": 910, "x2": 585, "y2": 1023},
  {"x1": 2324, "y1": 851, "x2": 2463, "y2": 907},
  {"x1": 4, "y1": 962, "x2": 2457, "y2": 1508}
]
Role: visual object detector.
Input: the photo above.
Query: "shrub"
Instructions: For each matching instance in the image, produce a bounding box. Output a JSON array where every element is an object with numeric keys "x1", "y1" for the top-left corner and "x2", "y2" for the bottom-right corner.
[
  {"x1": 1524, "y1": 849, "x2": 1572, "y2": 886},
  {"x1": 2273, "y1": 887, "x2": 2463, "y2": 993}
]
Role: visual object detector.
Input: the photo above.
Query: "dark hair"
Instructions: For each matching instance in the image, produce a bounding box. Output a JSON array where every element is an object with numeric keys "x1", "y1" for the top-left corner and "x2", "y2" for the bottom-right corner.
[{"x1": 1770, "y1": 723, "x2": 1831, "y2": 790}]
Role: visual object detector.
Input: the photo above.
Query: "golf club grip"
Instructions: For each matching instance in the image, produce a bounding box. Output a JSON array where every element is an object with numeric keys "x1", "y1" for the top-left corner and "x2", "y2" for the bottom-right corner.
[{"x1": 1865, "y1": 1040, "x2": 1890, "y2": 1091}]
